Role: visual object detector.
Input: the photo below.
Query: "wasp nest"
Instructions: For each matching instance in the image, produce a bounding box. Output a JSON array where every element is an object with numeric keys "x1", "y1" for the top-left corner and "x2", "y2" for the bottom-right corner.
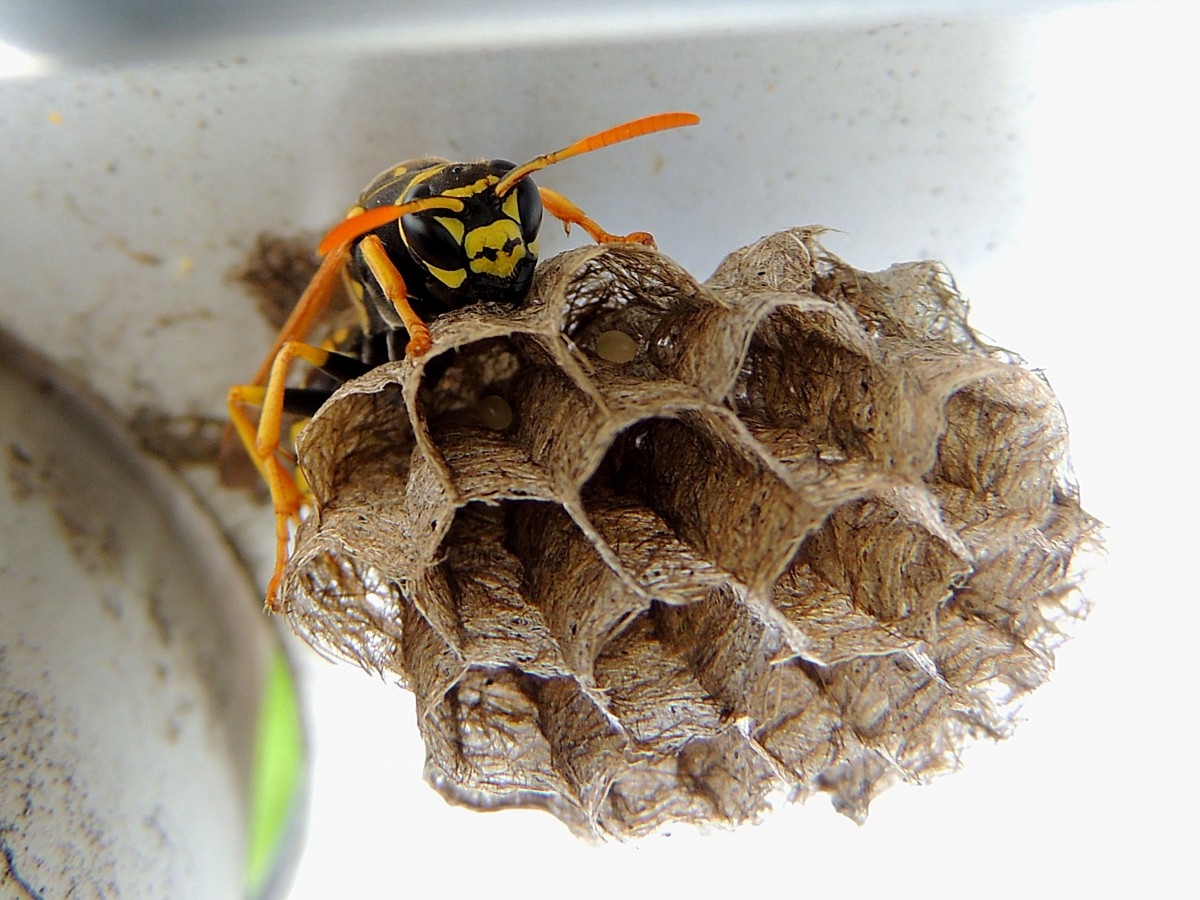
[{"x1": 281, "y1": 228, "x2": 1096, "y2": 837}]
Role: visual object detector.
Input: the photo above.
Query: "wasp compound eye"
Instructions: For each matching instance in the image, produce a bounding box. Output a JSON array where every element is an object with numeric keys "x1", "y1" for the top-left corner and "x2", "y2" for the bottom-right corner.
[
  {"x1": 514, "y1": 176, "x2": 542, "y2": 246},
  {"x1": 401, "y1": 212, "x2": 467, "y2": 272},
  {"x1": 488, "y1": 159, "x2": 542, "y2": 245}
]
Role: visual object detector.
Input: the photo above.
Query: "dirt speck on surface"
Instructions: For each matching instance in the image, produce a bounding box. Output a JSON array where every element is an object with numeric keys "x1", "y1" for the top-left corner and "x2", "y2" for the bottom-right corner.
[
  {"x1": 127, "y1": 409, "x2": 227, "y2": 469},
  {"x1": 5, "y1": 443, "x2": 36, "y2": 501}
]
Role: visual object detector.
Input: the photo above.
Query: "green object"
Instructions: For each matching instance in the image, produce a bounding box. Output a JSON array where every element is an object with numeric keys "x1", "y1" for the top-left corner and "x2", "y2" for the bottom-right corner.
[{"x1": 245, "y1": 649, "x2": 305, "y2": 898}]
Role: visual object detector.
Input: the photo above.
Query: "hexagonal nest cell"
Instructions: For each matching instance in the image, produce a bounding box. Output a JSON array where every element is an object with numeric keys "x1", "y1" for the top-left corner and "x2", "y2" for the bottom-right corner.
[{"x1": 280, "y1": 227, "x2": 1098, "y2": 837}]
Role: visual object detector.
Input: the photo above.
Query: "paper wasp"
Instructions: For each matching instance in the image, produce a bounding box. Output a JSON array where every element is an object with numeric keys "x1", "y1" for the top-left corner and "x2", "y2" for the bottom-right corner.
[{"x1": 228, "y1": 111, "x2": 699, "y2": 609}]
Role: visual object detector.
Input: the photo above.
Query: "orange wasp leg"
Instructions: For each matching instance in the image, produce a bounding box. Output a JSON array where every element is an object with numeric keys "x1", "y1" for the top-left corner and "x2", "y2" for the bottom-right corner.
[
  {"x1": 227, "y1": 383, "x2": 303, "y2": 611},
  {"x1": 538, "y1": 186, "x2": 656, "y2": 247},
  {"x1": 358, "y1": 233, "x2": 432, "y2": 357},
  {"x1": 219, "y1": 240, "x2": 352, "y2": 480},
  {"x1": 225, "y1": 239, "x2": 353, "y2": 610},
  {"x1": 228, "y1": 339, "x2": 343, "y2": 610},
  {"x1": 248, "y1": 240, "x2": 352, "y2": 389}
]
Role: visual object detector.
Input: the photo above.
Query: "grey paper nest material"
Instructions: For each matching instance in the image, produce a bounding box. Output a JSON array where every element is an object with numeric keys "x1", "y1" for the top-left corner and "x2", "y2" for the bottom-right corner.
[{"x1": 280, "y1": 227, "x2": 1096, "y2": 837}]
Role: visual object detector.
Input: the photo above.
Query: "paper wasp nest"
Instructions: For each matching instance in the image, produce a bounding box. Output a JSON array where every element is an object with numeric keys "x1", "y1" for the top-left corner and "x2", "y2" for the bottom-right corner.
[{"x1": 281, "y1": 228, "x2": 1096, "y2": 837}]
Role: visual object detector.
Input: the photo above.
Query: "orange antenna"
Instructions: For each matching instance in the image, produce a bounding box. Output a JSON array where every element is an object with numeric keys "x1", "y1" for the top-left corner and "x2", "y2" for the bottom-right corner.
[
  {"x1": 317, "y1": 196, "x2": 466, "y2": 256},
  {"x1": 494, "y1": 111, "x2": 700, "y2": 197}
]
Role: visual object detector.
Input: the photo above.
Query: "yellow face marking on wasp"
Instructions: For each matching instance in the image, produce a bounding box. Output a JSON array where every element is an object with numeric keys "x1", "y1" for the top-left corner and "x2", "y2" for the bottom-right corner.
[
  {"x1": 464, "y1": 220, "x2": 526, "y2": 278},
  {"x1": 434, "y1": 216, "x2": 465, "y2": 244},
  {"x1": 502, "y1": 191, "x2": 520, "y2": 223},
  {"x1": 441, "y1": 175, "x2": 499, "y2": 199},
  {"x1": 425, "y1": 262, "x2": 468, "y2": 288}
]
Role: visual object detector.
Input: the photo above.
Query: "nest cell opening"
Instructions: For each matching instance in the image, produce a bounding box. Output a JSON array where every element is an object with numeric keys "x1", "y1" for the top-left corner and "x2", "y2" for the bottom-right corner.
[
  {"x1": 500, "y1": 498, "x2": 650, "y2": 679},
  {"x1": 794, "y1": 491, "x2": 973, "y2": 625},
  {"x1": 732, "y1": 305, "x2": 882, "y2": 459},
  {"x1": 582, "y1": 414, "x2": 811, "y2": 595},
  {"x1": 928, "y1": 375, "x2": 1069, "y2": 534}
]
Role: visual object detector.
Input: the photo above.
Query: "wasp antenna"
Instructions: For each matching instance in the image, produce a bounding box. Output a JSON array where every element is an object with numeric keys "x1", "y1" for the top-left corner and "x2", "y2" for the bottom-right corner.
[
  {"x1": 494, "y1": 111, "x2": 700, "y2": 197},
  {"x1": 317, "y1": 196, "x2": 466, "y2": 256}
]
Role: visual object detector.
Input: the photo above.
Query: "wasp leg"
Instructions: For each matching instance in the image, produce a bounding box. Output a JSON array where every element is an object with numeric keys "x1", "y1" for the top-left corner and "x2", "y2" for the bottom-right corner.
[
  {"x1": 358, "y1": 233, "x2": 432, "y2": 357},
  {"x1": 538, "y1": 186, "x2": 656, "y2": 248},
  {"x1": 220, "y1": 241, "x2": 354, "y2": 489},
  {"x1": 248, "y1": 241, "x2": 353, "y2": 389},
  {"x1": 229, "y1": 340, "x2": 370, "y2": 611},
  {"x1": 228, "y1": 381, "x2": 306, "y2": 612}
]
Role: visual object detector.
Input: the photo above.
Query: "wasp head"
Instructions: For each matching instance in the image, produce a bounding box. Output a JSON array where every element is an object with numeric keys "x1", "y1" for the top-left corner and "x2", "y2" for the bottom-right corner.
[{"x1": 398, "y1": 160, "x2": 542, "y2": 304}]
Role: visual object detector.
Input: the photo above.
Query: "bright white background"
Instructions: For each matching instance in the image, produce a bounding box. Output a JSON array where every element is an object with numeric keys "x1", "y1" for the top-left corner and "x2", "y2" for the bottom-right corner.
[{"x1": 1, "y1": 2, "x2": 1195, "y2": 897}]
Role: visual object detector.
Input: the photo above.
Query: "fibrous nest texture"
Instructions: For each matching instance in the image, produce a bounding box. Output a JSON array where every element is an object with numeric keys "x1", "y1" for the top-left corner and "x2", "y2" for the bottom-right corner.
[{"x1": 280, "y1": 228, "x2": 1096, "y2": 838}]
